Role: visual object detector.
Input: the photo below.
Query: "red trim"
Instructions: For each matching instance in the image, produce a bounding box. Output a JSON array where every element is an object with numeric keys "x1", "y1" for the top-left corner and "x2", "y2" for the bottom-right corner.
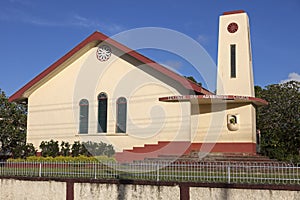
[
  {"x1": 9, "y1": 31, "x2": 211, "y2": 102},
  {"x1": 180, "y1": 186, "x2": 189, "y2": 200},
  {"x1": 66, "y1": 181, "x2": 74, "y2": 200},
  {"x1": 36, "y1": 152, "x2": 42, "y2": 157},
  {"x1": 223, "y1": 10, "x2": 245, "y2": 15},
  {"x1": 115, "y1": 141, "x2": 256, "y2": 162}
]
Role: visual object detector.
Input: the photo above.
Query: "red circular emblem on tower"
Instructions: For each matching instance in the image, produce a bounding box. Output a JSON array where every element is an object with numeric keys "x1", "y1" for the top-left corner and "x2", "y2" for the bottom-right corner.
[{"x1": 227, "y1": 22, "x2": 238, "y2": 33}]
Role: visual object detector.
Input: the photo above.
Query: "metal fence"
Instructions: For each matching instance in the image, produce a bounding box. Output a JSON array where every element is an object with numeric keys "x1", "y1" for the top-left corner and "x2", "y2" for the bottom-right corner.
[{"x1": 0, "y1": 161, "x2": 299, "y2": 185}]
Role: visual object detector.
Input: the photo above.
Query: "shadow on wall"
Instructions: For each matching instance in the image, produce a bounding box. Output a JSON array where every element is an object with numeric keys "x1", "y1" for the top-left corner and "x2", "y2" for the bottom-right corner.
[{"x1": 191, "y1": 103, "x2": 247, "y2": 115}]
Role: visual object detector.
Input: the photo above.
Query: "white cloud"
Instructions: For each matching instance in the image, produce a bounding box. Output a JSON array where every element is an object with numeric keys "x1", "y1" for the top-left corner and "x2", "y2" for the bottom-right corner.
[
  {"x1": 280, "y1": 72, "x2": 300, "y2": 83},
  {"x1": 0, "y1": 8, "x2": 124, "y2": 34},
  {"x1": 70, "y1": 14, "x2": 103, "y2": 28},
  {"x1": 32, "y1": 14, "x2": 125, "y2": 33}
]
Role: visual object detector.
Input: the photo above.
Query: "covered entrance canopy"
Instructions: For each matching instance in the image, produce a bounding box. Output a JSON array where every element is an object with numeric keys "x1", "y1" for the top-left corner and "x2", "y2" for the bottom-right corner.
[{"x1": 159, "y1": 95, "x2": 268, "y2": 106}]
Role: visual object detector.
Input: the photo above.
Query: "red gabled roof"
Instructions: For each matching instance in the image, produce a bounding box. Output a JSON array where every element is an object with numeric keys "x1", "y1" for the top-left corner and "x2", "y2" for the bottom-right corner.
[{"x1": 9, "y1": 31, "x2": 212, "y2": 102}]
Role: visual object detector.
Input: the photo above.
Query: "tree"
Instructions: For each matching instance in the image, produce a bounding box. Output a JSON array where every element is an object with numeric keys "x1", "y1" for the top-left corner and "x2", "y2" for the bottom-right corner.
[
  {"x1": 255, "y1": 81, "x2": 300, "y2": 162},
  {"x1": 0, "y1": 89, "x2": 27, "y2": 156},
  {"x1": 184, "y1": 76, "x2": 202, "y2": 86}
]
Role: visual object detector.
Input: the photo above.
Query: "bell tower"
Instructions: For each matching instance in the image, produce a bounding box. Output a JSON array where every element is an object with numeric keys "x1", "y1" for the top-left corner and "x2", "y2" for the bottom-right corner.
[{"x1": 216, "y1": 10, "x2": 254, "y2": 97}]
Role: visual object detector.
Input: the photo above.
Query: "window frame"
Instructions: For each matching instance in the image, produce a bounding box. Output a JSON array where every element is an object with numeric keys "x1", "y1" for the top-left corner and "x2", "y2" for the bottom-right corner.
[
  {"x1": 97, "y1": 92, "x2": 108, "y2": 133},
  {"x1": 230, "y1": 44, "x2": 237, "y2": 78},
  {"x1": 79, "y1": 99, "x2": 89, "y2": 134},
  {"x1": 116, "y1": 97, "x2": 127, "y2": 133}
]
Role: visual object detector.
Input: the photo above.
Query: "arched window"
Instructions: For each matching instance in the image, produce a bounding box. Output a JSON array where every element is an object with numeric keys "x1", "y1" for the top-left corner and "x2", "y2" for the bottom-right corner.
[
  {"x1": 116, "y1": 97, "x2": 127, "y2": 133},
  {"x1": 79, "y1": 99, "x2": 89, "y2": 134},
  {"x1": 98, "y1": 92, "x2": 107, "y2": 133}
]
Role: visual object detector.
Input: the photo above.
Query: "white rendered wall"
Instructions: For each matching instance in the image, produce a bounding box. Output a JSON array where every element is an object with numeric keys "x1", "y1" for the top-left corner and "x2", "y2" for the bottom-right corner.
[{"x1": 190, "y1": 187, "x2": 300, "y2": 200}]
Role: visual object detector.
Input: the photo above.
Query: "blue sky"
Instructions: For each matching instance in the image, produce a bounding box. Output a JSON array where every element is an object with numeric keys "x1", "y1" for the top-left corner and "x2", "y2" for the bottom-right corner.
[{"x1": 0, "y1": 0, "x2": 299, "y2": 96}]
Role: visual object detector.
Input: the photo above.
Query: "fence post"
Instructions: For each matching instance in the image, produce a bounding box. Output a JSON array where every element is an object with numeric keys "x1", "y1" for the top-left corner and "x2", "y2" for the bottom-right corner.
[
  {"x1": 94, "y1": 162, "x2": 97, "y2": 179},
  {"x1": 39, "y1": 162, "x2": 42, "y2": 177},
  {"x1": 156, "y1": 163, "x2": 160, "y2": 182},
  {"x1": 227, "y1": 165, "x2": 231, "y2": 184}
]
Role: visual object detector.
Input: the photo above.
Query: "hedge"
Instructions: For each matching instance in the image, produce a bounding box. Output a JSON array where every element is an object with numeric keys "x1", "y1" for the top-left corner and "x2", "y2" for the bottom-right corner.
[{"x1": 7, "y1": 155, "x2": 116, "y2": 163}]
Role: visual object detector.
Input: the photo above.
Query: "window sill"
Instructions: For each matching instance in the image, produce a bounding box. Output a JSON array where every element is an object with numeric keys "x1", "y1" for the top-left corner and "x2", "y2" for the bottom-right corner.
[{"x1": 76, "y1": 133, "x2": 128, "y2": 136}]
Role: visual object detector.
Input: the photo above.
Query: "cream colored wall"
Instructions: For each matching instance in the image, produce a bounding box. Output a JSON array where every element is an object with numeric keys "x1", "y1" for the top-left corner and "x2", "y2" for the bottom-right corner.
[
  {"x1": 27, "y1": 46, "x2": 191, "y2": 151},
  {"x1": 213, "y1": 12, "x2": 256, "y2": 147},
  {"x1": 217, "y1": 12, "x2": 254, "y2": 97},
  {"x1": 75, "y1": 48, "x2": 191, "y2": 152},
  {"x1": 191, "y1": 103, "x2": 256, "y2": 144},
  {"x1": 27, "y1": 50, "x2": 90, "y2": 148}
]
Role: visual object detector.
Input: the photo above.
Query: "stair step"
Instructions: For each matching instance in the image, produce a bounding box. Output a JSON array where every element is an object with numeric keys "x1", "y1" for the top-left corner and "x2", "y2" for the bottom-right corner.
[
  {"x1": 115, "y1": 141, "x2": 276, "y2": 163},
  {"x1": 142, "y1": 152, "x2": 278, "y2": 164}
]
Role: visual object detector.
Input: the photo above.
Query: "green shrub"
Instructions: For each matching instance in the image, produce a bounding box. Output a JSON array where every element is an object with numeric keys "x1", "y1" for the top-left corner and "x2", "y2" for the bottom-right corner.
[
  {"x1": 285, "y1": 154, "x2": 300, "y2": 164},
  {"x1": 39, "y1": 140, "x2": 59, "y2": 157},
  {"x1": 27, "y1": 156, "x2": 53, "y2": 162},
  {"x1": 70, "y1": 155, "x2": 97, "y2": 162},
  {"x1": 60, "y1": 141, "x2": 71, "y2": 156},
  {"x1": 7, "y1": 158, "x2": 24, "y2": 162},
  {"x1": 83, "y1": 141, "x2": 115, "y2": 157},
  {"x1": 71, "y1": 141, "x2": 90, "y2": 156},
  {"x1": 38, "y1": 140, "x2": 115, "y2": 157},
  {"x1": 8, "y1": 139, "x2": 117, "y2": 162},
  {"x1": 7, "y1": 155, "x2": 116, "y2": 163},
  {"x1": 94, "y1": 156, "x2": 116, "y2": 162},
  {"x1": 12, "y1": 143, "x2": 36, "y2": 159}
]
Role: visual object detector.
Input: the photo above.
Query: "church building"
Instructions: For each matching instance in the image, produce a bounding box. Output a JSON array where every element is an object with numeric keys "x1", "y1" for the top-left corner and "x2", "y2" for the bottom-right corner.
[{"x1": 10, "y1": 10, "x2": 267, "y2": 162}]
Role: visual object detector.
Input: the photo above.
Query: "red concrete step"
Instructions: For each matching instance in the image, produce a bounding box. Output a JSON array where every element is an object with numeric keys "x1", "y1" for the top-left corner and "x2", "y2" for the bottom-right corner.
[
  {"x1": 115, "y1": 141, "x2": 191, "y2": 162},
  {"x1": 143, "y1": 152, "x2": 278, "y2": 164},
  {"x1": 115, "y1": 142, "x2": 260, "y2": 163}
]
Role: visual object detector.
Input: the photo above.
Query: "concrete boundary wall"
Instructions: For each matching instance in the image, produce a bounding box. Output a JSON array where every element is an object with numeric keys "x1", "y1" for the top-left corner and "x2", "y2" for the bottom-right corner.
[
  {"x1": 190, "y1": 187, "x2": 300, "y2": 200},
  {"x1": 0, "y1": 177, "x2": 299, "y2": 200},
  {"x1": 74, "y1": 183, "x2": 180, "y2": 200},
  {"x1": 0, "y1": 178, "x2": 66, "y2": 200}
]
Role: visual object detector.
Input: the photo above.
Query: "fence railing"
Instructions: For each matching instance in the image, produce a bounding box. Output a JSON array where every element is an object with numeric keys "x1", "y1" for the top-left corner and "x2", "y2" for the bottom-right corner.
[{"x1": 0, "y1": 161, "x2": 299, "y2": 185}]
